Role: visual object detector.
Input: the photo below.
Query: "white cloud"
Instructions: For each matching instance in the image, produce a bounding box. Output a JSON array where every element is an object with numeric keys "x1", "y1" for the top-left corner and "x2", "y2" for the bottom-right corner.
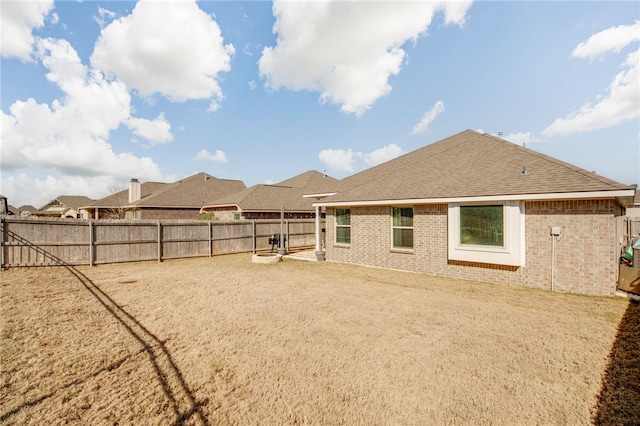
[
  {"x1": 249, "y1": 80, "x2": 257, "y2": 91},
  {"x1": 1, "y1": 37, "x2": 164, "y2": 195},
  {"x1": 195, "y1": 149, "x2": 228, "y2": 163},
  {"x1": 91, "y1": 0, "x2": 235, "y2": 104},
  {"x1": 126, "y1": 113, "x2": 174, "y2": 144},
  {"x1": 543, "y1": 22, "x2": 640, "y2": 137},
  {"x1": 259, "y1": 1, "x2": 472, "y2": 116},
  {"x1": 503, "y1": 132, "x2": 539, "y2": 146},
  {"x1": 363, "y1": 144, "x2": 405, "y2": 167},
  {"x1": 1, "y1": 173, "x2": 124, "y2": 209},
  {"x1": 476, "y1": 129, "x2": 540, "y2": 146},
  {"x1": 0, "y1": 0, "x2": 54, "y2": 60},
  {"x1": 572, "y1": 20, "x2": 640, "y2": 59},
  {"x1": 318, "y1": 148, "x2": 358, "y2": 172},
  {"x1": 411, "y1": 100, "x2": 445, "y2": 134},
  {"x1": 94, "y1": 7, "x2": 116, "y2": 28},
  {"x1": 320, "y1": 143, "x2": 406, "y2": 172}
]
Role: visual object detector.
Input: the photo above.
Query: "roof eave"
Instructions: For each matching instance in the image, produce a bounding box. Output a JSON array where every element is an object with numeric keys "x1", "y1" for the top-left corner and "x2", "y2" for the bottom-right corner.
[{"x1": 314, "y1": 189, "x2": 636, "y2": 207}]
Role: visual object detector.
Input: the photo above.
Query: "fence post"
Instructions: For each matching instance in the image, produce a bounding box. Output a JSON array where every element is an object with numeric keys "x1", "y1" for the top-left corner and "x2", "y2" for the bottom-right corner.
[
  {"x1": 157, "y1": 221, "x2": 162, "y2": 262},
  {"x1": 252, "y1": 220, "x2": 256, "y2": 253},
  {"x1": 208, "y1": 221, "x2": 212, "y2": 257},
  {"x1": 89, "y1": 221, "x2": 94, "y2": 267},
  {"x1": 1, "y1": 218, "x2": 5, "y2": 268}
]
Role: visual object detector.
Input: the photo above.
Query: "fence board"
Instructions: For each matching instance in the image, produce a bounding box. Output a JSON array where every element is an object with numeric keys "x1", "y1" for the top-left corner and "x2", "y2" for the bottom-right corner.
[{"x1": 0, "y1": 217, "x2": 321, "y2": 268}]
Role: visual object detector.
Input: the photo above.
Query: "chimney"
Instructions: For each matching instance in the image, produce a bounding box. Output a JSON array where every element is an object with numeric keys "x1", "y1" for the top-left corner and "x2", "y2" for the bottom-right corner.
[{"x1": 129, "y1": 178, "x2": 141, "y2": 203}]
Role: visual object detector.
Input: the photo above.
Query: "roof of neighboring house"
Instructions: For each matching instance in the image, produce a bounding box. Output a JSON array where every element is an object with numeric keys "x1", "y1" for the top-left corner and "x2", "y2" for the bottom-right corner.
[
  {"x1": 86, "y1": 182, "x2": 167, "y2": 208},
  {"x1": 277, "y1": 170, "x2": 339, "y2": 193},
  {"x1": 8, "y1": 205, "x2": 19, "y2": 215},
  {"x1": 18, "y1": 205, "x2": 37, "y2": 212},
  {"x1": 203, "y1": 170, "x2": 338, "y2": 212},
  {"x1": 39, "y1": 195, "x2": 96, "y2": 211},
  {"x1": 35, "y1": 195, "x2": 96, "y2": 216},
  {"x1": 130, "y1": 173, "x2": 246, "y2": 208},
  {"x1": 317, "y1": 129, "x2": 634, "y2": 205}
]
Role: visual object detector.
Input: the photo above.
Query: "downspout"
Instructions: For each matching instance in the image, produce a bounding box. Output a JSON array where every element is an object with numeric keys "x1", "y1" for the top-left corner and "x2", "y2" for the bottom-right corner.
[
  {"x1": 551, "y1": 235, "x2": 555, "y2": 292},
  {"x1": 315, "y1": 205, "x2": 321, "y2": 253}
]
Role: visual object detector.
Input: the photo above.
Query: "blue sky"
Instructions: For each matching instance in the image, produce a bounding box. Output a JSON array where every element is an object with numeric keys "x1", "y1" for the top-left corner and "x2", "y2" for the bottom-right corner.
[{"x1": 1, "y1": 1, "x2": 639, "y2": 208}]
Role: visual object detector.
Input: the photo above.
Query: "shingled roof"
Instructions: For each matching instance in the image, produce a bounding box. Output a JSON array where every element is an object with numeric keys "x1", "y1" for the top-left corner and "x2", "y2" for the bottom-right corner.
[
  {"x1": 130, "y1": 173, "x2": 246, "y2": 208},
  {"x1": 317, "y1": 129, "x2": 634, "y2": 206},
  {"x1": 202, "y1": 170, "x2": 338, "y2": 212},
  {"x1": 85, "y1": 182, "x2": 167, "y2": 208}
]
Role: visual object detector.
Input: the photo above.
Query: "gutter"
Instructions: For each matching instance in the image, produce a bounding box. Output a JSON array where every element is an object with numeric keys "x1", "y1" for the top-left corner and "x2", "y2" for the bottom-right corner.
[{"x1": 313, "y1": 189, "x2": 636, "y2": 208}]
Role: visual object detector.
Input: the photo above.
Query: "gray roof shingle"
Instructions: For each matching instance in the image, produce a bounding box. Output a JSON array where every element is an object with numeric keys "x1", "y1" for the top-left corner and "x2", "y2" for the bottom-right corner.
[
  {"x1": 204, "y1": 170, "x2": 338, "y2": 212},
  {"x1": 320, "y1": 129, "x2": 633, "y2": 204}
]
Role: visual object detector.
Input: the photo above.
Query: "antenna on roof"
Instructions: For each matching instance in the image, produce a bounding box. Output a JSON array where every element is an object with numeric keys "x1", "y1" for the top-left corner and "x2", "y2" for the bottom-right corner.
[{"x1": 498, "y1": 132, "x2": 503, "y2": 139}]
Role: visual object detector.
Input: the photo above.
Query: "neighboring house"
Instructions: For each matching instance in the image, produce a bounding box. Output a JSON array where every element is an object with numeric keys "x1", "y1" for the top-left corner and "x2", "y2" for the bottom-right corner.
[
  {"x1": 82, "y1": 173, "x2": 246, "y2": 220},
  {"x1": 200, "y1": 170, "x2": 338, "y2": 221},
  {"x1": 625, "y1": 189, "x2": 640, "y2": 218},
  {"x1": 17, "y1": 205, "x2": 37, "y2": 218},
  {"x1": 313, "y1": 129, "x2": 636, "y2": 297},
  {"x1": 32, "y1": 196, "x2": 96, "y2": 219},
  {"x1": 81, "y1": 181, "x2": 167, "y2": 219}
]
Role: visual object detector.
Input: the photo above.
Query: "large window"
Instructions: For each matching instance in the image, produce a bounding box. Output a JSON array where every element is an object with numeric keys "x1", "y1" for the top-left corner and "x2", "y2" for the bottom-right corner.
[
  {"x1": 448, "y1": 202, "x2": 524, "y2": 266},
  {"x1": 459, "y1": 205, "x2": 504, "y2": 247},
  {"x1": 335, "y1": 208, "x2": 351, "y2": 244},
  {"x1": 392, "y1": 207, "x2": 413, "y2": 249}
]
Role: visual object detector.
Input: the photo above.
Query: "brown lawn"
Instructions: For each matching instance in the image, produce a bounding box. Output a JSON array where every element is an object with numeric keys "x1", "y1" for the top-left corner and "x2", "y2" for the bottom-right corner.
[{"x1": 0, "y1": 254, "x2": 636, "y2": 425}]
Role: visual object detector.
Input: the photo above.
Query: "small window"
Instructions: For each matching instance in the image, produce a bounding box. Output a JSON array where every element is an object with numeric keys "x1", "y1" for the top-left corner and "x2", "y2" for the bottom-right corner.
[
  {"x1": 460, "y1": 205, "x2": 504, "y2": 247},
  {"x1": 233, "y1": 213, "x2": 240, "y2": 220},
  {"x1": 335, "y1": 208, "x2": 351, "y2": 244},
  {"x1": 392, "y1": 207, "x2": 413, "y2": 249}
]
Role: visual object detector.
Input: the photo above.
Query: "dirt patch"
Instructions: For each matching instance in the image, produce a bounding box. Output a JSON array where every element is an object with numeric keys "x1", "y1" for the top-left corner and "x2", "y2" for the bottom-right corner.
[{"x1": 0, "y1": 254, "x2": 632, "y2": 424}]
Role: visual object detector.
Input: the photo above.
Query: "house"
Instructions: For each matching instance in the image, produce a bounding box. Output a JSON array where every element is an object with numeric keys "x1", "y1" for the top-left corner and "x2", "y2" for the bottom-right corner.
[
  {"x1": 625, "y1": 189, "x2": 640, "y2": 218},
  {"x1": 81, "y1": 181, "x2": 167, "y2": 219},
  {"x1": 312, "y1": 129, "x2": 636, "y2": 296},
  {"x1": 32, "y1": 195, "x2": 96, "y2": 219},
  {"x1": 200, "y1": 170, "x2": 338, "y2": 221},
  {"x1": 16, "y1": 205, "x2": 37, "y2": 218},
  {"x1": 81, "y1": 173, "x2": 246, "y2": 220}
]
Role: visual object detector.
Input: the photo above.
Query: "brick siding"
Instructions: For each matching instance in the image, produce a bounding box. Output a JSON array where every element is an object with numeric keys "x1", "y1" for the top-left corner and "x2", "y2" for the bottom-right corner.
[{"x1": 325, "y1": 199, "x2": 624, "y2": 296}]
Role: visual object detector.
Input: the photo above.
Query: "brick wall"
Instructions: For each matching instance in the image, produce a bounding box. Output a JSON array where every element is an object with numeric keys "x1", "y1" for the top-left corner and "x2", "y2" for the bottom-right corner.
[{"x1": 325, "y1": 199, "x2": 623, "y2": 296}]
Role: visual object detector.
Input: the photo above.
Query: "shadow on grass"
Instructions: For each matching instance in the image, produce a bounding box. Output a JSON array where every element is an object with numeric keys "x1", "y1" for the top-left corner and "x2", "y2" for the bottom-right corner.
[
  {"x1": 1, "y1": 230, "x2": 208, "y2": 426},
  {"x1": 592, "y1": 299, "x2": 640, "y2": 425}
]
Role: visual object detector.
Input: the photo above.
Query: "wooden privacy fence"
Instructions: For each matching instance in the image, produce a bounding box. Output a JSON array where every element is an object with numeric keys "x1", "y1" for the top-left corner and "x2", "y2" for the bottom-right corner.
[{"x1": 0, "y1": 218, "x2": 321, "y2": 268}]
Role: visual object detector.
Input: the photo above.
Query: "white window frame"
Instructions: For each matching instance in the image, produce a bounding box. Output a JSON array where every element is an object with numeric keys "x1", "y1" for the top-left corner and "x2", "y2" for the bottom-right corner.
[
  {"x1": 391, "y1": 206, "x2": 414, "y2": 250},
  {"x1": 335, "y1": 208, "x2": 351, "y2": 245},
  {"x1": 448, "y1": 201, "x2": 525, "y2": 266}
]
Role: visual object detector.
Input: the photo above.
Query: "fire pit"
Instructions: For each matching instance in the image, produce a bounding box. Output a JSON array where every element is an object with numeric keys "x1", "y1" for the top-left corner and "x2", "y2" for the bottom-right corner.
[{"x1": 252, "y1": 253, "x2": 282, "y2": 264}]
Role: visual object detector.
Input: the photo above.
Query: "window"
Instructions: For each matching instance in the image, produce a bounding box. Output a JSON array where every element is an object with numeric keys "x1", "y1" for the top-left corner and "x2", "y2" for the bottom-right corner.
[
  {"x1": 335, "y1": 208, "x2": 351, "y2": 244},
  {"x1": 392, "y1": 207, "x2": 413, "y2": 249},
  {"x1": 448, "y1": 202, "x2": 524, "y2": 266},
  {"x1": 460, "y1": 205, "x2": 503, "y2": 247}
]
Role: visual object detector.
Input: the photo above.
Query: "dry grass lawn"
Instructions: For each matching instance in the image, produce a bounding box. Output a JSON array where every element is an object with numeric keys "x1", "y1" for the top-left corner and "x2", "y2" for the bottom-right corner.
[{"x1": 0, "y1": 254, "x2": 635, "y2": 425}]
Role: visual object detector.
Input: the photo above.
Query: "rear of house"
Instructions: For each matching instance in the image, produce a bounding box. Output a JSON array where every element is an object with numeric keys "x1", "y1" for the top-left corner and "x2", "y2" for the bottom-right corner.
[{"x1": 315, "y1": 130, "x2": 635, "y2": 296}]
